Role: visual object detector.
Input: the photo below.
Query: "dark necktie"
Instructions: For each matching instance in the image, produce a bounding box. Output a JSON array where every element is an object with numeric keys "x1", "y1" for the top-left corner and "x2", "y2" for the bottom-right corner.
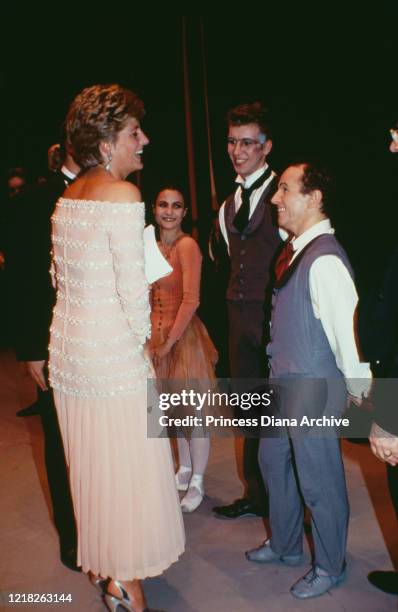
[
  {"x1": 275, "y1": 241, "x2": 294, "y2": 281},
  {"x1": 233, "y1": 166, "x2": 272, "y2": 233}
]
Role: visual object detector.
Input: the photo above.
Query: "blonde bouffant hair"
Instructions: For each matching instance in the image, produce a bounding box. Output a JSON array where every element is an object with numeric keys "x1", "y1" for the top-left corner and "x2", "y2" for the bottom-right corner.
[{"x1": 66, "y1": 84, "x2": 145, "y2": 169}]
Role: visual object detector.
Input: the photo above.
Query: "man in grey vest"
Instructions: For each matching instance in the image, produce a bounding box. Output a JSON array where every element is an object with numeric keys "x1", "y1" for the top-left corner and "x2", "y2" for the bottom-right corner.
[
  {"x1": 246, "y1": 161, "x2": 372, "y2": 598},
  {"x1": 213, "y1": 102, "x2": 281, "y2": 519}
]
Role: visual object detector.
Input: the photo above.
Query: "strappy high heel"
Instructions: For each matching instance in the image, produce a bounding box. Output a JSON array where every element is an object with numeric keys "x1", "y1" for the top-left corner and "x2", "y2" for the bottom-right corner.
[
  {"x1": 104, "y1": 580, "x2": 164, "y2": 612},
  {"x1": 89, "y1": 573, "x2": 108, "y2": 593}
]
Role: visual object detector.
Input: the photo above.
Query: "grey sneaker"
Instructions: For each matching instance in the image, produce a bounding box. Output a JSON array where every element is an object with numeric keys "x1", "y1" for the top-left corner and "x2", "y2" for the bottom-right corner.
[
  {"x1": 290, "y1": 566, "x2": 346, "y2": 599},
  {"x1": 245, "y1": 539, "x2": 302, "y2": 566}
]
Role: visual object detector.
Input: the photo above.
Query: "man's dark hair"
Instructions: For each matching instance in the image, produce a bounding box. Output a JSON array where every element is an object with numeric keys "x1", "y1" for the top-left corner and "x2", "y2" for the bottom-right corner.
[
  {"x1": 292, "y1": 161, "x2": 334, "y2": 216},
  {"x1": 227, "y1": 102, "x2": 272, "y2": 139}
]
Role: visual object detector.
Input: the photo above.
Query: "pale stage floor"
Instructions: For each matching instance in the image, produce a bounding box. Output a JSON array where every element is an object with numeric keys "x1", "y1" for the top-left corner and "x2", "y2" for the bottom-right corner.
[{"x1": 0, "y1": 350, "x2": 396, "y2": 611}]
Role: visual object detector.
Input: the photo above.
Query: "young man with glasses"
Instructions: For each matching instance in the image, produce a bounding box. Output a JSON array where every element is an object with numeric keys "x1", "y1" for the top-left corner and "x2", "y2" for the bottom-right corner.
[{"x1": 213, "y1": 102, "x2": 282, "y2": 520}]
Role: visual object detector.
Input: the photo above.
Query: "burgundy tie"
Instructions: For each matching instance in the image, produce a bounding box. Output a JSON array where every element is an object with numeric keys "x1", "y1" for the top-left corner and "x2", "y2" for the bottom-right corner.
[{"x1": 275, "y1": 241, "x2": 294, "y2": 281}]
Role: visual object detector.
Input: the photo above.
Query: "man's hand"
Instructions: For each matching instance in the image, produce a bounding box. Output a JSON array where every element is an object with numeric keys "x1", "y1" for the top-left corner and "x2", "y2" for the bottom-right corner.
[
  {"x1": 26, "y1": 360, "x2": 48, "y2": 391},
  {"x1": 390, "y1": 139, "x2": 398, "y2": 154},
  {"x1": 347, "y1": 393, "x2": 364, "y2": 407},
  {"x1": 369, "y1": 422, "x2": 398, "y2": 466}
]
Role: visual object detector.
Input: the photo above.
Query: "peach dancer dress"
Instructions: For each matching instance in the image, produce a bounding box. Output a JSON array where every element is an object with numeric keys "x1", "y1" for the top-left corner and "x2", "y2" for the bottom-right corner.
[
  {"x1": 150, "y1": 235, "x2": 217, "y2": 382},
  {"x1": 49, "y1": 198, "x2": 185, "y2": 580}
]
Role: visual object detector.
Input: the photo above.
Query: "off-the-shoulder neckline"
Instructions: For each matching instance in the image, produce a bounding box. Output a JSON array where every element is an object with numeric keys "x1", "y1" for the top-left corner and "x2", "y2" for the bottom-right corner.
[{"x1": 58, "y1": 197, "x2": 144, "y2": 206}]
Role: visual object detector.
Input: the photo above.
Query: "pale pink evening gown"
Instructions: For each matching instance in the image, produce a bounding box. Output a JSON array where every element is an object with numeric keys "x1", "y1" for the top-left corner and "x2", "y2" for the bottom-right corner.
[{"x1": 49, "y1": 198, "x2": 185, "y2": 580}]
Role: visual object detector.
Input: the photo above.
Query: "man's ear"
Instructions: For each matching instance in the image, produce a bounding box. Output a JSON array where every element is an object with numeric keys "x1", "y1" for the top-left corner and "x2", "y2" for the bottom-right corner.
[
  {"x1": 264, "y1": 139, "x2": 273, "y2": 156},
  {"x1": 308, "y1": 189, "x2": 323, "y2": 210}
]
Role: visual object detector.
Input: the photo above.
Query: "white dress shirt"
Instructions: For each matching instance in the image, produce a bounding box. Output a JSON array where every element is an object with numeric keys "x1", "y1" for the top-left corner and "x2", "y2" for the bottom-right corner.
[
  {"x1": 290, "y1": 219, "x2": 372, "y2": 398},
  {"x1": 218, "y1": 164, "x2": 277, "y2": 252},
  {"x1": 60, "y1": 165, "x2": 77, "y2": 185}
]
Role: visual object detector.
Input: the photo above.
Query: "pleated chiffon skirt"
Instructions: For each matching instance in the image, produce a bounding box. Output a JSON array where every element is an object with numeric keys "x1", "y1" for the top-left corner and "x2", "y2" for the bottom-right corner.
[{"x1": 54, "y1": 391, "x2": 185, "y2": 580}]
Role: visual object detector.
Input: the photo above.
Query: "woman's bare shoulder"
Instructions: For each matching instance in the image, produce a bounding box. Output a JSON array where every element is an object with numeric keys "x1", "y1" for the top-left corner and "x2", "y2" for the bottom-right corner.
[
  {"x1": 64, "y1": 176, "x2": 142, "y2": 204},
  {"x1": 176, "y1": 235, "x2": 202, "y2": 257},
  {"x1": 100, "y1": 180, "x2": 142, "y2": 203}
]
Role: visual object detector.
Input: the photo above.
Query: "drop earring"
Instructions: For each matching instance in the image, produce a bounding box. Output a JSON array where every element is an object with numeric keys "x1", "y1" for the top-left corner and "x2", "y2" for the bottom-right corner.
[{"x1": 105, "y1": 154, "x2": 112, "y2": 172}]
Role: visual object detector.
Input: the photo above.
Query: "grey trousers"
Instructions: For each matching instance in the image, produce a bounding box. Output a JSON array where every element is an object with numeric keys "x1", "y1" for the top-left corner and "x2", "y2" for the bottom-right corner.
[{"x1": 259, "y1": 434, "x2": 349, "y2": 576}]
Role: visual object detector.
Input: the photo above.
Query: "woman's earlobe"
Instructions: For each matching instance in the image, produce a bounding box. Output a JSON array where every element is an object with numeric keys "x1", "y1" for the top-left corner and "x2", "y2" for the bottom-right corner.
[
  {"x1": 99, "y1": 142, "x2": 108, "y2": 160},
  {"x1": 100, "y1": 141, "x2": 112, "y2": 158}
]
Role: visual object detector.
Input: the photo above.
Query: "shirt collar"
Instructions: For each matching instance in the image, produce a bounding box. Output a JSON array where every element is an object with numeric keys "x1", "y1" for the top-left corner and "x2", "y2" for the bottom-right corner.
[
  {"x1": 235, "y1": 164, "x2": 268, "y2": 188},
  {"x1": 292, "y1": 218, "x2": 334, "y2": 254},
  {"x1": 61, "y1": 165, "x2": 77, "y2": 181}
]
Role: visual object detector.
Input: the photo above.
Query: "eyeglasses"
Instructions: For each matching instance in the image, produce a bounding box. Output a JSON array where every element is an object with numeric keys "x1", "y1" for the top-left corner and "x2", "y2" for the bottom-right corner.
[{"x1": 227, "y1": 136, "x2": 266, "y2": 150}]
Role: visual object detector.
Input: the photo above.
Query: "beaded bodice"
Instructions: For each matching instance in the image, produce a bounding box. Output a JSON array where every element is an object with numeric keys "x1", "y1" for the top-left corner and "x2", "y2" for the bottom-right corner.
[{"x1": 49, "y1": 198, "x2": 151, "y2": 398}]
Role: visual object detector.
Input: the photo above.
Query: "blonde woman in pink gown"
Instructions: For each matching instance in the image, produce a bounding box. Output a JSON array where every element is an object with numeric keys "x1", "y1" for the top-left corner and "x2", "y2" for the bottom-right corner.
[
  {"x1": 150, "y1": 187, "x2": 218, "y2": 513},
  {"x1": 49, "y1": 85, "x2": 184, "y2": 612}
]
